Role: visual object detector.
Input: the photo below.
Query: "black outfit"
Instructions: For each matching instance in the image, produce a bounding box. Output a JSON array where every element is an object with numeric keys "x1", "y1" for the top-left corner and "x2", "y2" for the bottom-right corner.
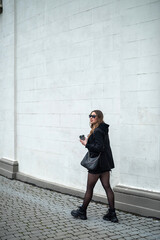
[
  {"x1": 85, "y1": 122, "x2": 114, "y2": 174},
  {"x1": 71, "y1": 122, "x2": 118, "y2": 222}
]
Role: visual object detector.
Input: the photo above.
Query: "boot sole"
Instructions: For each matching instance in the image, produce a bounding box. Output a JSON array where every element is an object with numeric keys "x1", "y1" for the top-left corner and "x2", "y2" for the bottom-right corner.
[
  {"x1": 71, "y1": 212, "x2": 87, "y2": 220},
  {"x1": 111, "y1": 219, "x2": 118, "y2": 223},
  {"x1": 103, "y1": 217, "x2": 118, "y2": 223}
]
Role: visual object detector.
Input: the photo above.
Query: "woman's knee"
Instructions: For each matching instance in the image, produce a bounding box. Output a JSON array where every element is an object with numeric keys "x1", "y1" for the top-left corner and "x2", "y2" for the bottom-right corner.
[
  {"x1": 102, "y1": 182, "x2": 111, "y2": 191},
  {"x1": 86, "y1": 183, "x2": 95, "y2": 192}
]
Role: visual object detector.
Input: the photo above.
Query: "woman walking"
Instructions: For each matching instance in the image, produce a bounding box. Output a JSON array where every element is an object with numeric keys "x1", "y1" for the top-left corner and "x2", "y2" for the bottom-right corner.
[{"x1": 71, "y1": 110, "x2": 118, "y2": 222}]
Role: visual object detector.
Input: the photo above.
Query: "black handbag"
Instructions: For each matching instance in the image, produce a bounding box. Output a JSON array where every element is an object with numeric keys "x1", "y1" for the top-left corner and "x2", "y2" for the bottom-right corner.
[
  {"x1": 81, "y1": 131, "x2": 107, "y2": 170},
  {"x1": 81, "y1": 151, "x2": 101, "y2": 170}
]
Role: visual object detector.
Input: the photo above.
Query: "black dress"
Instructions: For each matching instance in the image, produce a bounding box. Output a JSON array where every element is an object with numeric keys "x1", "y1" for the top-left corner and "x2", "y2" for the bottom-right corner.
[{"x1": 85, "y1": 122, "x2": 115, "y2": 174}]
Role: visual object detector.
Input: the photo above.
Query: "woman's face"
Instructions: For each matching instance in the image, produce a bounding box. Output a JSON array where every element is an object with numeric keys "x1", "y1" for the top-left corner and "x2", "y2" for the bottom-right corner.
[{"x1": 89, "y1": 112, "x2": 98, "y2": 124}]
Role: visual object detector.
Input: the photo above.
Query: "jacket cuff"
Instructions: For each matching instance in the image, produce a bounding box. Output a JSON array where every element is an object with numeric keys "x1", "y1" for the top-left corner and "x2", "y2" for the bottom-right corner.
[{"x1": 85, "y1": 143, "x2": 89, "y2": 149}]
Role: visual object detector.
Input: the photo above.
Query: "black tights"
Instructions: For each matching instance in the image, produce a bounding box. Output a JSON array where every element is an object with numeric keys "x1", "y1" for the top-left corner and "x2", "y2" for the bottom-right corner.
[{"x1": 82, "y1": 172, "x2": 115, "y2": 210}]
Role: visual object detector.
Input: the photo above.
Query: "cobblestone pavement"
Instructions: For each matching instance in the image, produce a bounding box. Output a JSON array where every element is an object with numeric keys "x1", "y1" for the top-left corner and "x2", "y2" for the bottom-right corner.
[{"x1": 0, "y1": 175, "x2": 160, "y2": 240}]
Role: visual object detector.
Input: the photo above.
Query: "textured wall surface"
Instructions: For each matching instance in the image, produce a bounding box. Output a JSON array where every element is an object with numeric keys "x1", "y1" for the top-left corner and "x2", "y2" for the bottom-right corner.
[
  {"x1": 0, "y1": 0, "x2": 160, "y2": 195},
  {"x1": 0, "y1": 0, "x2": 15, "y2": 159},
  {"x1": 119, "y1": 0, "x2": 160, "y2": 191}
]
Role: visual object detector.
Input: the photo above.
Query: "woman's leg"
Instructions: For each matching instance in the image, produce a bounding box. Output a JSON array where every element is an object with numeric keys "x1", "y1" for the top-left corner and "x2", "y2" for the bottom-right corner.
[
  {"x1": 100, "y1": 171, "x2": 118, "y2": 222},
  {"x1": 82, "y1": 173, "x2": 100, "y2": 210},
  {"x1": 100, "y1": 171, "x2": 114, "y2": 209},
  {"x1": 71, "y1": 172, "x2": 99, "y2": 220}
]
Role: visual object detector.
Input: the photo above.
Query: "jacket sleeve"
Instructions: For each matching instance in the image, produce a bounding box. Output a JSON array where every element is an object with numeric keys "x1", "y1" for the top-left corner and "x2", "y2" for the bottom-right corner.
[{"x1": 85, "y1": 129, "x2": 104, "y2": 153}]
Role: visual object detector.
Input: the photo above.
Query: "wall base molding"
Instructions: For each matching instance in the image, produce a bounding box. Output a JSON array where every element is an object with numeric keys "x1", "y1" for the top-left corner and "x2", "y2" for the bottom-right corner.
[
  {"x1": 0, "y1": 158, "x2": 159, "y2": 219},
  {"x1": 114, "y1": 185, "x2": 160, "y2": 219},
  {"x1": 0, "y1": 158, "x2": 18, "y2": 179},
  {"x1": 16, "y1": 171, "x2": 107, "y2": 204},
  {"x1": 16, "y1": 171, "x2": 85, "y2": 199}
]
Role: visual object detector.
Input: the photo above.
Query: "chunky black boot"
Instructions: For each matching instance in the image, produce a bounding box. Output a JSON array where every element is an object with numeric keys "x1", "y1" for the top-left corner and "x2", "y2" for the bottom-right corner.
[
  {"x1": 103, "y1": 208, "x2": 118, "y2": 223},
  {"x1": 71, "y1": 206, "x2": 87, "y2": 220}
]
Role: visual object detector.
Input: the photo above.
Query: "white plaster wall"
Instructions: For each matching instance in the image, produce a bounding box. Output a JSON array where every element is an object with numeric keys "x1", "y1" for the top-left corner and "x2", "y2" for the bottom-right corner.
[
  {"x1": 120, "y1": 0, "x2": 160, "y2": 192},
  {"x1": 0, "y1": 0, "x2": 15, "y2": 160},
  {"x1": 15, "y1": 0, "x2": 120, "y2": 194},
  {"x1": 0, "y1": 0, "x2": 160, "y2": 195}
]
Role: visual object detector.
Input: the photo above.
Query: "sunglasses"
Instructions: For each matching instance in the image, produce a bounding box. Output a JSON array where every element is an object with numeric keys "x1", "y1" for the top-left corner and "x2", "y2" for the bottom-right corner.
[{"x1": 89, "y1": 114, "x2": 97, "y2": 118}]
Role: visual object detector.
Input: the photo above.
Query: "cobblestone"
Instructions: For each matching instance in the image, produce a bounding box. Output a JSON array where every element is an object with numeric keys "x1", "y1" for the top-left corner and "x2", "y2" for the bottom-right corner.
[{"x1": 0, "y1": 175, "x2": 160, "y2": 240}]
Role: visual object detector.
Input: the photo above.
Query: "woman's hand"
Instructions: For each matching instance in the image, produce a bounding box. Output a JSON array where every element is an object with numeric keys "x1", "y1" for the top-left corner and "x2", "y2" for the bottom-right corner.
[{"x1": 80, "y1": 137, "x2": 87, "y2": 146}]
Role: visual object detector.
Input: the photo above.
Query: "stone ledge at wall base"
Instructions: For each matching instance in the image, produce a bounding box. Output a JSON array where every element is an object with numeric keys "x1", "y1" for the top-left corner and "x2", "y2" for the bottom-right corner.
[
  {"x1": 0, "y1": 158, "x2": 159, "y2": 219},
  {"x1": 114, "y1": 185, "x2": 160, "y2": 219},
  {"x1": 0, "y1": 158, "x2": 18, "y2": 179},
  {"x1": 16, "y1": 171, "x2": 85, "y2": 199},
  {"x1": 16, "y1": 172, "x2": 109, "y2": 204}
]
